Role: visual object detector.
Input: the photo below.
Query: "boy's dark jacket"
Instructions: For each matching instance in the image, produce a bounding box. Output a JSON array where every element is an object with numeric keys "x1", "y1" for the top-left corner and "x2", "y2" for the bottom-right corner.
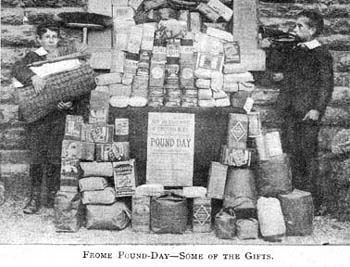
[{"x1": 275, "y1": 43, "x2": 334, "y2": 121}]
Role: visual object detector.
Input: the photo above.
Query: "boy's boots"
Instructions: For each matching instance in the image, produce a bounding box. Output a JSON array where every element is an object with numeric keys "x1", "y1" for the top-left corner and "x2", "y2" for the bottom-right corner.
[
  {"x1": 23, "y1": 186, "x2": 41, "y2": 214},
  {"x1": 23, "y1": 164, "x2": 42, "y2": 214},
  {"x1": 46, "y1": 163, "x2": 61, "y2": 208}
]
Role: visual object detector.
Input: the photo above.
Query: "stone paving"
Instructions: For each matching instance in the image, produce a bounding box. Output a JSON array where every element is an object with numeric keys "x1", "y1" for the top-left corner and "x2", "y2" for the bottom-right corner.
[{"x1": 1, "y1": 198, "x2": 350, "y2": 245}]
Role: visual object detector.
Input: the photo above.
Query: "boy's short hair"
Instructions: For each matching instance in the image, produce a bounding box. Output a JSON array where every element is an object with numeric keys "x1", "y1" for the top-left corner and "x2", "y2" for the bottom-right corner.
[
  {"x1": 36, "y1": 23, "x2": 61, "y2": 38},
  {"x1": 297, "y1": 10, "x2": 324, "y2": 36}
]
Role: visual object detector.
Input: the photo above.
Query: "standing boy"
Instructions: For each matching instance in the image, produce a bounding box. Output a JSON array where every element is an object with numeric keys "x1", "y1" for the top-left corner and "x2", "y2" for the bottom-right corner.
[
  {"x1": 273, "y1": 10, "x2": 334, "y2": 213},
  {"x1": 12, "y1": 23, "x2": 89, "y2": 214}
]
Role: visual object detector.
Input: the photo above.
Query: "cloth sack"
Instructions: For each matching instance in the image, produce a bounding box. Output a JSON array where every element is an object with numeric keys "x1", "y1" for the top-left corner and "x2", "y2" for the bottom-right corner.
[
  {"x1": 223, "y1": 168, "x2": 257, "y2": 210},
  {"x1": 86, "y1": 201, "x2": 131, "y2": 230},
  {"x1": 151, "y1": 193, "x2": 188, "y2": 234},
  {"x1": 214, "y1": 208, "x2": 236, "y2": 239},
  {"x1": 236, "y1": 218, "x2": 259, "y2": 240},
  {"x1": 82, "y1": 187, "x2": 116, "y2": 205},
  {"x1": 54, "y1": 191, "x2": 84, "y2": 233},
  {"x1": 79, "y1": 177, "x2": 109, "y2": 192}
]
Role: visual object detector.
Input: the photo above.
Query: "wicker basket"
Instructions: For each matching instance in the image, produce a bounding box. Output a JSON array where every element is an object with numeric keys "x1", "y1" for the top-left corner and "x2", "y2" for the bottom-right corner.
[{"x1": 17, "y1": 63, "x2": 96, "y2": 123}]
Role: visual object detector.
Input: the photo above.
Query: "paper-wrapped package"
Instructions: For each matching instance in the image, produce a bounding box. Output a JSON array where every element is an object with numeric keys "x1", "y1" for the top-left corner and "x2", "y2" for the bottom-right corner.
[
  {"x1": 95, "y1": 73, "x2": 122, "y2": 86},
  {"x1": 110, "y1": 96, "x2": 129, "y2": 108},
  {"x1": 82, "y1": 187, "x2": 116, "y2": 205},
  {"x1": 79, "y1": 177, "x2": 109, "y2": 192}
]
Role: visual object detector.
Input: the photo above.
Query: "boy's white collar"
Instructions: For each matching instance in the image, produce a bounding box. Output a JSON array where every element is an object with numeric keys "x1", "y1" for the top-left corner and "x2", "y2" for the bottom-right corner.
[
  {"x1": 34, "y1": 47, "x2": 48, "y2": 56},
  {"x1": 300, "y1": 39, "x2": 321, "y2": 50}
]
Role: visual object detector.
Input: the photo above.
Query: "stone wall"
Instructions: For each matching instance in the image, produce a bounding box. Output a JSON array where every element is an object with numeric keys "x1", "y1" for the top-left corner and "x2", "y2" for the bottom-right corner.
[{"x1": 1, "y1": 0, "x2": 350, "y2": 219}]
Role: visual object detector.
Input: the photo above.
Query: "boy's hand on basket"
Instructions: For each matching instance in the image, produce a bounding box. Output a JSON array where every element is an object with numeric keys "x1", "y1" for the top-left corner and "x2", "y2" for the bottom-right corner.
[
  {"x1": 57, "y1": 101, "x2": 73, "y2": 110},
  {"x1": 31, "y1": 75, "x2": 46, "y2": 94}
]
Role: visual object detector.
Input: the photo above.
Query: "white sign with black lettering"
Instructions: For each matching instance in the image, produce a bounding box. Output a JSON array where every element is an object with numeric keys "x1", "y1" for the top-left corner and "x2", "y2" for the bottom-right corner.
[{"x1": 146, "y1": 112, "x2": 195, "y2": 186}]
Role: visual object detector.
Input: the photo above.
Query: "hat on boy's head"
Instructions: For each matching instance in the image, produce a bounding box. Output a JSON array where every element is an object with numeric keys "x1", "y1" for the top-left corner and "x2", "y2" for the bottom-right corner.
[{"x1": 36, "y1": 22, "x2": 61, "y2": 37}]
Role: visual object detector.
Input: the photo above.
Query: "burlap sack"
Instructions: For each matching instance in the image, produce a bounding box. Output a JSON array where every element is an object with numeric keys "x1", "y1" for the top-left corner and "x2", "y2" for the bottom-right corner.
[
  {"x1": 54, "y1": 191, "x2": 84, "y2": 233},
  {"x1": 151, "y1": 193, "x2": 188, "y2": 234},
  {"x1": 86, "y1": 202, "x2": 131, "y2": 230},
  {"x1": 214, "y1": 208, "x2": 236, "y2": 239},
  {"x1": 17, "y1": 63, "x2": 96, "y2": 123}
]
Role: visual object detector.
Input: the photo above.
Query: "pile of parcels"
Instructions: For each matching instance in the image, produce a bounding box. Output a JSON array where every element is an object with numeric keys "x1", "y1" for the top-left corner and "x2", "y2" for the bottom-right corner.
[
  {"x1": 54, "y1": 112, "x2": 315, "y2": 241},
  {"x1": 55, "y1": 113, "x2": 135, "y2": 231},
  {"x1": 207, "y1": 112, "x2": 314, "y2": 240},
  {"x1": 93, "y1": 0, "x2": 255, "y2": 109}
]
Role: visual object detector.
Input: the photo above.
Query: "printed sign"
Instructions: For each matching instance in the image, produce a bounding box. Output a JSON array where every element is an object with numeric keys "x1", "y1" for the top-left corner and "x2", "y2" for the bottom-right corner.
[{"x1": 146, "y1": 113, "x2": 195, "y2": 186}]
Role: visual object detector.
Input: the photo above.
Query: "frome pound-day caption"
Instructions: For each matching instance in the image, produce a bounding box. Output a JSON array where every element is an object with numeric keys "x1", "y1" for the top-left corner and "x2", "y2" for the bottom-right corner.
[{"x1": 82, "y1": 250, "x2": 273, "y2": 260}]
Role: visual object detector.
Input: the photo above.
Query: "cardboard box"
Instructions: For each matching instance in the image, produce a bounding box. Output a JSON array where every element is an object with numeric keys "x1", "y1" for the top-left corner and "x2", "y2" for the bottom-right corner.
[
  {"x1": 180, "y1": 63, "x2": 195, "y2": 89},
  {"x1": 88, "y1": 0, "x2": 112, "y2": 16},
  {"x1": 196, "y1": 3, "x2": 220, "y2": 22},
  {"x1": 141, "y1": 23, "x2": 155, "y2": 51},
  {"x1": 127, "y1": 25, "x2": 143, "y2": 54},
  {"x1": 88, "y1": 48, "x2": 113, "y2": 70},
  {"x1": 89, "y1": 91, "x2": 110, "y2": 124},
  {"x1": 152, "y1": 45, "x2": 167, "y2": 62},
  {"x1": 88, "y1": 29, "x2": 113, "y2": 49},
  {"x1": 64, "y1": 115, "x2": 84, "y2": 141},
  {"x1": 60, "y1": 158, "x2": 81, "y2": 192},
  {"x1": 114, "y1": 118, "x2": 129, "y2": 140},
  {"x1": 227, "y1": 113, "x2": 249, "y2": 149},
  {"x1": 113, "y1": 159, "x2": 137, "y2": 197},
  {"x1": 248, "y1": 112, "x2": 262, "y2": 137},
  {"x1": 83, "y1": 124, "x2": 114, "y2": 144},
  {"x1": 110, "y1": 50, "x2": 125, "y2": 73},
  {"x1": 193, "y1": 197, "x2": 212, "y2": 233},
  {"x1": 224, "y1": 42, "x2": 241, "y2": 64},
  {"x1": 207, "y1": 162, "x2": 228, "y2": 199},
  {"x1": 207, "y1": 0, "x2": 233, "y2": 22},
  {"x1": 265, "y1": 131, "x2": 283, "y2": 157},
  {"x1": 190, "y1": 12, "x2": 201, "y2": 32},
  {"x1": 220, "y1": 145, "x2": 251, "y2": 167},
  {"x1": 61, "y1": 140, "x2": 95, "y2": 161},
  {"x1": 206, "y1": 27, "x2": 234, "y2": 42},
  {"x1": 150, "y1": 61, "x2": 166, "y2": 88},
  {"x1": 196, "y1": 53, "x2": 224, "y2": 73},
  {"x1": 132, "y1": 196, "x2": 151, "y2": 232},
  {"x1": 96, "y1": 142, "x2": 130, "y2": 162},
  {"x1": 60, "y1": 158, "x2": 81, "y2": 178}
]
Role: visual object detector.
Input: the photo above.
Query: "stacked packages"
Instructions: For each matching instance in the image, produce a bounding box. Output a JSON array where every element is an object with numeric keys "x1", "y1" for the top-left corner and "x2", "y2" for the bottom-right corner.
[
  {"x1": 54, "y1": 112, "x2": 135, "y2": 232},
  {"x1": 96, "y1": 0, "x2": 258, "y2": 108},
  {"x1": 206, "y1": 111, "x2": 314, "y2": 241}
]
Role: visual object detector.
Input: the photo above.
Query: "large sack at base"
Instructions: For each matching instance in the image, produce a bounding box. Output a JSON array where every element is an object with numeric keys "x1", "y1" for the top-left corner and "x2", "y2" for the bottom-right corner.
[
  {"x1": 214, "y1": 208, "x2": 236, "y2": 239},
  {"x1": 151, "y1": 193, "x2": 188, "y2": 234},
  {"x1": 54, "y1": 191, "x2": 84, "y2": 233},
  {"x1": 17, "y1": 63, "x2": 95, "y2": 123},
  {"x1": 86, "y1": 202, "x2": 131, "y2": 230},
  {"x1": 257, "y1": 153, "x2": 293, "y2": 197},
  {"x1": 257, "y1": 197, "x2": 286, "y2": 242},
  {"x1": 223, "y1": 168, "x2": 257, "y2": 210},
  {"x1": 278, "y1": 189, "x2": 314, "y2": 236}
]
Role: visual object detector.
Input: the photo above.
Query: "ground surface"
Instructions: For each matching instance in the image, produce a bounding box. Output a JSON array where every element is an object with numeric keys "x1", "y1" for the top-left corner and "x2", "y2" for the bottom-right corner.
[{"x1": 1, "y1": 198, "x2": 350, "y2": 245}]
